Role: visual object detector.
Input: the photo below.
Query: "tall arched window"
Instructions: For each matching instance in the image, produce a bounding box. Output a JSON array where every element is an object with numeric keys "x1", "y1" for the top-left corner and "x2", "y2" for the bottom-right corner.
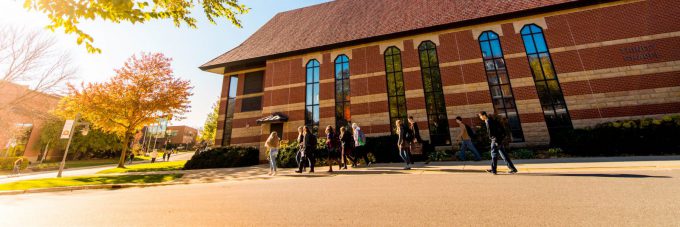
[
  {"x1": 384, "y1": 47, "x2": 407, "y2": 133},
  {"x1": 334, "y1": 55, "x2": 351, "y2": 130},
  {"x1": 418, "y1": 41, "x2": 451, "y2": 145},
  {"x1": 520, "y1": 24, "x2": 572, "y2": 138},
  {"x1": 478, "y1": 31, "x2": 525, "y2": 142},
  {"x1": 305, "y1": 59, "x2": 320, "y2": 133}
]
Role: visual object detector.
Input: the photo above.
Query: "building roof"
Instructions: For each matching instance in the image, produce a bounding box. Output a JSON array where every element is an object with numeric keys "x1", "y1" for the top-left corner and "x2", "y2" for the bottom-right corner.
[{"x1": 200, "y1": 0, "x2": 582, "y2": 72}]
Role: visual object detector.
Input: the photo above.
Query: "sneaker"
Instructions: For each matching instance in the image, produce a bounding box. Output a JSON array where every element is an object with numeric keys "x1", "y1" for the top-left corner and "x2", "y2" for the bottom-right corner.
[
  {"x1": 508, "y1": 169, "x2": 518, "y2": 174},
  {"x1": 309, "y1": 170, "x2": 314, "y2": 173},
  {"x1": 367, "y1": 162, "x2": 372, "y2": 167},
  {"x1": 295, "y1": 170, "x2": 302, "y2": 173},
  {"x1": 485, "y1": 169, "x2": 497, "y2": 175}
]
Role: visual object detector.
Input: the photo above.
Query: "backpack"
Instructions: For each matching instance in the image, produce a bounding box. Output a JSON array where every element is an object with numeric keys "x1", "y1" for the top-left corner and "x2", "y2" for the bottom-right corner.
[
  {"x1": 465, "y1": 124, "x2": 476, "y2": 139},
  {"x1": 310, "y1": 134, "x2": 318, "y2": 148},
  {"x1": 357, "y1": 129, "x2": 366, "y2": 146},
  {"x1": 404, "y1": 127, "x2": 414, "y2": 142}
]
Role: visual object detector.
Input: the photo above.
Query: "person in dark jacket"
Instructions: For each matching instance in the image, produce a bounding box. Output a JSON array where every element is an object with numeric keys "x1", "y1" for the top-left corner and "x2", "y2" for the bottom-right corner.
[
  {"x1": 478, "y1": 111, "x2": 517, "y2": 174},
  {"x1": 325, "y1": 125, "x2": 340, "y2": 172},
  {"x1": 407, "y1": 116, "x2": 424, "y2": 164},
  {"x1": 296, "y1": 126, "x2": 316, "y2": 173},
  {"x1": 396, "y1": 120, "x2": 412, "y2": 170},
  {"x1": 339, "y1": 126, "x2": 354, "y2": 170}
]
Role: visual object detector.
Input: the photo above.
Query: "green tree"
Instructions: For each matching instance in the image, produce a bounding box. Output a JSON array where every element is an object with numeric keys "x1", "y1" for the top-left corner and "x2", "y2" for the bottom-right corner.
[
  {"x1": 200, "y1": 98, "x2": 219, "y2": 145},
  {"x1": 36, "y1": 117, "x2": 67, "y2": 162},
  {"x1": 23, "y1": 0, "x2": 249, "y2": 53}
]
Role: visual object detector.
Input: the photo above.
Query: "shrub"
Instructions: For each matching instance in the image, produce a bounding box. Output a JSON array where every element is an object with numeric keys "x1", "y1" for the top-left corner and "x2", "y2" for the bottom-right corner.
[
  {"x1": 547, "y1": 147, "x2": 563, "y2": 157},
  {"x1": 276, "y1": 140, "x2": 301, "y2": 168},
  {"x1": 0, "y1": 157, "x2": 29, "y2": 170},
  {"x1": 511, "y1": 149, "x2": 535, "y2": 159},
  {"x1": 428, "y1": 149, "x2": 451, "y2": 162},
  {"x1": 553, "y1": 115, "x2": 680, "y2": 156},
  {"x1": 183, "y1": 146, "x2": 259, "y2": 170}
]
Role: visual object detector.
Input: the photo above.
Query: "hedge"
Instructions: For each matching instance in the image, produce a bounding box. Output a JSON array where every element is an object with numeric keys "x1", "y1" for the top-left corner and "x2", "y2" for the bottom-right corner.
[
  {"x1": 183, "y1": 146, "x2": 259, "y2": 170},
  {"x1": 0, "y1": 157, "x2": 29, "y2": 170},
  {"x1": 553, "y1": 115, "x2": 680, "y2": 156}
]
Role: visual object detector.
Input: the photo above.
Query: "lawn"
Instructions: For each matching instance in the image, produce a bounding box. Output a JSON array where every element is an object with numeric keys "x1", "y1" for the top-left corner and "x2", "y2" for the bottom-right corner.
[
  {"x1": 0, "y1": 174, "x2": 183, "y2": 191},
  {"x1": 97, "y1": 160, "x2": 187, "y2": 174}
]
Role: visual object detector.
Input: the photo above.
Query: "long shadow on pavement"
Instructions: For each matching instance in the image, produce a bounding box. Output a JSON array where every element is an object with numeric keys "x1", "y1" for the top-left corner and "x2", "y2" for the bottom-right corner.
[{"x1": 526, "y1": 173, "x2": 672, "y2": 178}]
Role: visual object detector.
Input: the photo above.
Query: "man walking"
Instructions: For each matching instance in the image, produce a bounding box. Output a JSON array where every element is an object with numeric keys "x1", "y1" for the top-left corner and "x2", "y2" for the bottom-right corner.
[
  {"x1": 454, "y1": 116, "x2": 481, "y2": 161},
  {"x1": 478, "y1": 111, "x2": 517, "y2": 174}
]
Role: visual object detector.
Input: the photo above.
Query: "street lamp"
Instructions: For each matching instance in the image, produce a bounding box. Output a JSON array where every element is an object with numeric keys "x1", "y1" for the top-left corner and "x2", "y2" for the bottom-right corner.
[{"x1": 57, "y1": 113, "x2": 90, "y2": 178}]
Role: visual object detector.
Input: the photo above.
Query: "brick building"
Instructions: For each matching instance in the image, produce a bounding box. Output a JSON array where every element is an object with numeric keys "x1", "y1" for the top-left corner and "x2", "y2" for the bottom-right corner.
[
  {"x1": 200, "y1": 0, "x2": 680, "y2": 160},
  {"x1": 0, "y1": 82, "x2": 61, "y2": 161}
]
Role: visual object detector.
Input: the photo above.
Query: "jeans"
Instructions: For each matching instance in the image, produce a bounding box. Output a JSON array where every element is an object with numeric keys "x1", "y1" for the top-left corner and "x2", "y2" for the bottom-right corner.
[
  {"x1": 298, "y1": 149, "x2": 315, "y2": 172},
  {"x1": 458, "y1": 140, "x2": 481, "y2": 161},
  {"x1": 490, "y1": 138, "x2": 517, "y2": 172},
  {"x1": 269, "y1": 148, "x2": 278, "y2": 172},
  {"x1": 398, "y1": 145, "x2": 411, "y2": 167}
]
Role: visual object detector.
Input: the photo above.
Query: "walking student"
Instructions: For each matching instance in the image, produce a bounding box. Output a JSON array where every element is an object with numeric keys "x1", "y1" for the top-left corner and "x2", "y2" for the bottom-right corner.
[
  {"x1": 296, "y1": 126, "x2": 317, "y2": 173},
  {"x1": 339, "y1": 126, "x2": 354, "y2": 170},
  {"x1": 396, "y1": 120, "x2": 412, "y2": 170},
  {"x1": 325, "y1": 126, "x2": 340, "y2": 172},
  {"x1": 128, "y1": 152, "x2": 135, "y2": 164},
  {"x1": 351, "y1": 123, "x2": 370, "y2": 167},
  {"x1": 296, "y1": 126, "x2": 305, "y2": 171},
  {"x1": 265, "y1": 131, "x2": 280, "y2": 176},
  {"x1": 407, "y1": 116, "x2": 421, "y2": 165},
  {"x1": 455, "y1": 116, "x2": 481, "y2": 161},
  {"x1": 478, "y1": 111, "x2": 518, "y2": 174},
  {"x1": 150, "y1": 149, "x2": 158, "y2": 163}
]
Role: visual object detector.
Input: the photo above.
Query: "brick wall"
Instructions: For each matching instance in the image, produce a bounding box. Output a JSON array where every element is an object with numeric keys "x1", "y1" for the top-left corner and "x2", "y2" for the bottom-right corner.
[{"x1": 218, "y1": 0, "x2": 680, "y2": 157}]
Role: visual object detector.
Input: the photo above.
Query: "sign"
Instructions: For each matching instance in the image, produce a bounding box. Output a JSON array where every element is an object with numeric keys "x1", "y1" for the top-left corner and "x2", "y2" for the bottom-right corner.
[{"x1": 60, "y1": 120, "x2": 75, "y2": 139}]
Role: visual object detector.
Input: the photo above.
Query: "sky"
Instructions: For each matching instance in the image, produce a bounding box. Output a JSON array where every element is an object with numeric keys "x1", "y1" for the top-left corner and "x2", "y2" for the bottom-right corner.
[{"x1": 0, "y1": 0, "x2": 329, "y2": 129}]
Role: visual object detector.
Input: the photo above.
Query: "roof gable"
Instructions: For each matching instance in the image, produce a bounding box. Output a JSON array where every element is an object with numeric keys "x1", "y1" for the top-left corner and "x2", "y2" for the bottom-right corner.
[{"x1": 201, "y1": 0, "x2": 580, "y2": 71}]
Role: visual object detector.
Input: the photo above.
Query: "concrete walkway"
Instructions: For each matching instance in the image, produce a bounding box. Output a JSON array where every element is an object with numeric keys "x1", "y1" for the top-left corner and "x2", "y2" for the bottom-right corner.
[
  {"x1": 0, "y1": 152, "x2": 195, "y2": 184},
  {"x1": 98, "y1": 155, "x2": 680, "y2": 184}
]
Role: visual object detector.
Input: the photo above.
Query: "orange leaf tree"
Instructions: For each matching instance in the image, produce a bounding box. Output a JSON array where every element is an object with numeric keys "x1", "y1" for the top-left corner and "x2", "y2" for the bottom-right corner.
[{"x1": 58, "y1": 52, "x2": 192, "y2": 168}]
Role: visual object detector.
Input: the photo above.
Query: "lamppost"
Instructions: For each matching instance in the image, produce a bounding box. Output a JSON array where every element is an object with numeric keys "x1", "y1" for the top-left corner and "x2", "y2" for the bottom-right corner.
[{"x1": 57, "y1": 113, "x2": 90, "y2": 178}]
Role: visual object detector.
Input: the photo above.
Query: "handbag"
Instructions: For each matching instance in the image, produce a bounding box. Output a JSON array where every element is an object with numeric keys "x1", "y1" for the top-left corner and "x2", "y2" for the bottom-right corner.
[{"x1": 410, "y1": 142, "x2": 423, "y2": 155}]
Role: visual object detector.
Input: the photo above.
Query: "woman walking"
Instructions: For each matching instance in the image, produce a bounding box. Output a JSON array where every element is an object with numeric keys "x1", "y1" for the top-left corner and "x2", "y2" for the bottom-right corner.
[
  {"x1": 296, "y1": 126, "x2": 317, "y2": 173},
  {"x1": 296, "y1": 126, "x2": 305, "y2": 172},
  {"x1": 396, "y1": 120, "x2": 412, "y2": 170},
  {"x1": 325, "y1": 126, "x2": 340, "y2": 172},
  {"x1": 339, "y1": 126, "x2": 354, "y2": 170},
  {"x1": 265, "y1": 131, "x2": 280, "y2": 176}
]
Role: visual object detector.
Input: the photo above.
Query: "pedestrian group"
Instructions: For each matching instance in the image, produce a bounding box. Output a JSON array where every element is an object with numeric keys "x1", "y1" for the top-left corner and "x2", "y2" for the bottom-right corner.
[{"x1": 264, "y1": 111, "x2": 519, "y2": 176}]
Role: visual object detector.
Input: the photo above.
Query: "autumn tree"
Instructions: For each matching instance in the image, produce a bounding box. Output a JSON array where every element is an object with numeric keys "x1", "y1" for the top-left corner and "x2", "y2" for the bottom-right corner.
[
  {"x1": 57, "y1": 52, "x2": 192, "y2": 167},
  {"x1": 23, "y1": 0, "x2": 248, "y2": 53},
  {"x1": 199, "y1": 98, "x2": 219, "y2": 145}
]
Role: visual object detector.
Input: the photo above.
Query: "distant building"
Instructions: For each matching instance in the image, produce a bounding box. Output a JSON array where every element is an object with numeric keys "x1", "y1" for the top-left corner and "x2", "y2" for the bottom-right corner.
[
  {"x1": 200, "y1": 0, "x2": 680, "y2": 160},
  {"x1": 0, "y1": 82, "x2": 60, "y2": 162},
  {"x1": 136, "y1": 125, "x2": 198, "y2": 150},
  {"x1": 165, "y1": 126, "x2": 198, "y2": 148}
]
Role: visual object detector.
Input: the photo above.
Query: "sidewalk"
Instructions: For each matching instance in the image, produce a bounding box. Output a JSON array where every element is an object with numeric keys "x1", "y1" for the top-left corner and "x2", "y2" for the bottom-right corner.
[
  {"x1": 1, "y1": 155, "x2": 678, "y2": 195},
  {"x1": 0, "y1": 152, "x2": 195, "y2": 184},
  {"x1": 93, "y1": 155, "x2": 680, "y2": 183}
]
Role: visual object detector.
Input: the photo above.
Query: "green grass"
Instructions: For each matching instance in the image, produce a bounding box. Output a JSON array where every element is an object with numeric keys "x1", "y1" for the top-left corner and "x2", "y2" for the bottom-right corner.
[
  {"x1": 97, "y1": 160, "x2": 187, "y2": 174},
  {"x1": 0, "y1": 174, "x2": 183, "y2": 191}
]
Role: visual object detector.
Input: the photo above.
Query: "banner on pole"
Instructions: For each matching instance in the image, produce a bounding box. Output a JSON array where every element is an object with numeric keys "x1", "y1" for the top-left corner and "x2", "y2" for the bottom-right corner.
[{"x1": 60, "y1": 120, "x2": 75, "y2": 139}]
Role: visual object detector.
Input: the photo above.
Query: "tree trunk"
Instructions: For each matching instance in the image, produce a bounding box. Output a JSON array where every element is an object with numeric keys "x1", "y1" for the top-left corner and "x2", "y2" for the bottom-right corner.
[{"x1": 117, "y1": 132, "x2": 131, "y2": 168}]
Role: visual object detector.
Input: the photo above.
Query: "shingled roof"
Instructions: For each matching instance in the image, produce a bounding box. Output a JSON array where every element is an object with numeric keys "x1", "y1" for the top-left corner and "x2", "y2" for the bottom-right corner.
[{"x1": 200, "y1": 0, "x2": 583, "y2": 71}]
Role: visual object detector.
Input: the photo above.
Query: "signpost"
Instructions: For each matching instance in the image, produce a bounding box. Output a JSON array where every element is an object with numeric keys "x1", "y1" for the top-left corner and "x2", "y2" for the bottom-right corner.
[{"x1": 57, "y1": 114, "x2": 89, "y2": 178}]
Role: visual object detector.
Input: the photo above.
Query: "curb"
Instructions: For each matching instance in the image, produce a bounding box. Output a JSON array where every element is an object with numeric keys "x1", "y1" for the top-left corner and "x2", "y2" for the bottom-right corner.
[{"x1": 0, "y1": 181, "x2": 190, "y2": 196}]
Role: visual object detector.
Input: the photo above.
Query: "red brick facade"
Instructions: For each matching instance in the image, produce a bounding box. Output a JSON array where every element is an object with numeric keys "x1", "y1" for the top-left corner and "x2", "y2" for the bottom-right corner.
[{"x1": 211, "y1": 0, "x2": 680, "y2": 158}]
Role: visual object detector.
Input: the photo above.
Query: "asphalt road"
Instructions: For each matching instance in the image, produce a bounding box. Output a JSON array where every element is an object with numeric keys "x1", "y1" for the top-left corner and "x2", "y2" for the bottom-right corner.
[{"x1": 1, "y1": 168, "x2": 678, "y2": 226}]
